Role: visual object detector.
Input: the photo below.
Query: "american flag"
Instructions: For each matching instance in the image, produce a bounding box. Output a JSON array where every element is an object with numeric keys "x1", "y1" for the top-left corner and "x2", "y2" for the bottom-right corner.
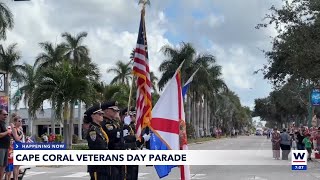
[{"x1": 133, "y1": 9, "x2": 152, "y2": 140}]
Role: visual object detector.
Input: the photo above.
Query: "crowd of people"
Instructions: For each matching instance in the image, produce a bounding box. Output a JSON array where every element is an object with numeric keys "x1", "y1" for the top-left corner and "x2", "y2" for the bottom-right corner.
[{"x1": 271, "y1": 125, "x2": 320, "y2": 161}]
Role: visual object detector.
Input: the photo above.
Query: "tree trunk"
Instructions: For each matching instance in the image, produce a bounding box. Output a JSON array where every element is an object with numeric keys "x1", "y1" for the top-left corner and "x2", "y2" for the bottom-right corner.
[
  {"x1": 69, "y1": 101, "x2": 75, "y2": 148},
  {"x1": 196, "y1": 99, "x2": 200, "y2": 138},
  {"x1": 51, "y1": 107, "x2": 55, "y2": 134},
  {"x1": 204, "y1": 98, "x2": 208, "y2": 136},
  {"x1": 5, "y1": 72, "x2": 10, "y2": 124},
  {"x1": 199, "y1": 98, "x2": 204, "y2": 137},
  {"x1": 187, "y1": 95, "x2": 192, "y2": 124},
  {"x1": 27, "y1": 112, "x2": 32, "y2": 136},
  {"x1": 63, "y1": 102, "x2": 70, "y2": 149},
  {"x1": 78, "y1": 101, "x2": 83, "y2": 140},
  {"x1": 192, "y1": 92, "x2": 197, "y2": 138}
]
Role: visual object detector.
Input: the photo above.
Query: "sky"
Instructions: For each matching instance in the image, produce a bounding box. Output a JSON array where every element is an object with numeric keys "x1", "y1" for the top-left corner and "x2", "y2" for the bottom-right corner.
[{"x1": 3, "y1": 0, "x2": 281, "y2": 112}]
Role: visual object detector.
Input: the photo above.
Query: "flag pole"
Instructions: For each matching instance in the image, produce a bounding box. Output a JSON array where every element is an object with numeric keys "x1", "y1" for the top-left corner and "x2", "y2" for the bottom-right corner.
[
  {"x1": 127, "y1": 0, "x2": 149, "y2": 115},
  {"x1": 127, "y1": 74, "x2": 134, "y2": 114}
]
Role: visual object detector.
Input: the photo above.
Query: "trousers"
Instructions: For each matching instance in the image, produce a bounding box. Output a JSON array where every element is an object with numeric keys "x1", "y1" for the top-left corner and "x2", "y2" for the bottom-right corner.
[{"x1": 89, "y1": 172, "x2": 110, "y2": 180}]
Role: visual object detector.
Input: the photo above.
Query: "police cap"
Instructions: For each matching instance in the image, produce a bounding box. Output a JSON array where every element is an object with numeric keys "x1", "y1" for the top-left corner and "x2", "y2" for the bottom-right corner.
[
  {"x1": 101, "y1": 101, "x2": 120, "y2": 111},
  {"x1": 120, "y1": 107, "x2": 136, "y2": 116},
  {"x1": 84, "y1": 104, "x2": 103, "y2": 123}
]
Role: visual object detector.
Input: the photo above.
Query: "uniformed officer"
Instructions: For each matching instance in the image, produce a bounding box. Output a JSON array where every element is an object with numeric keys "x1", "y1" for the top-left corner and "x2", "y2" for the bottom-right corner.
[
  {"x1": 84, "y1": 104, "x2": 110, "y2": 180},
  {"x1": 100, "y1": 101, "x2": 122, "y2": 180},
  {"x1": 121, "y1": 107, "x2": 150, "y2": 180}
]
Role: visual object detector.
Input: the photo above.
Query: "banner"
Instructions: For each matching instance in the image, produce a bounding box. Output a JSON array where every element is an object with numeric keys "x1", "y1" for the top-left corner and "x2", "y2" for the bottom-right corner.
[
  {"x1": 14, "y1": 150, "x2": 296, "y2": 166},
  {"x1": 0, "y1": 96, "x2": 8, "y2": 112}
]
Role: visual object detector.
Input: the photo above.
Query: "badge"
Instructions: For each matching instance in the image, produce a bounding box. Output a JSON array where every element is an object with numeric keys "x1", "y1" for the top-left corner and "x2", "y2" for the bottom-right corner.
[
  {"x1": 106, "y1": 125, "x2": 113, "y2": 131},
  {"x1": 89, "y1": 131, "x2": 96, "y2": 141}
]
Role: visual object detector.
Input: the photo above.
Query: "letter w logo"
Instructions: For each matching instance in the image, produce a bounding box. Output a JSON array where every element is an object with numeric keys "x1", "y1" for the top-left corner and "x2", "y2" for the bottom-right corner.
[{"x1": 293, "y1": 153, "x2": 305, "y2": 160}]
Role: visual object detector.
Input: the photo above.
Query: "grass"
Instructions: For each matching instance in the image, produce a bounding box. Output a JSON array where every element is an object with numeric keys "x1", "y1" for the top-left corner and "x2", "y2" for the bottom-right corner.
[{"x1": 188, "y1": 136, "x2": 225, "y2": 144}]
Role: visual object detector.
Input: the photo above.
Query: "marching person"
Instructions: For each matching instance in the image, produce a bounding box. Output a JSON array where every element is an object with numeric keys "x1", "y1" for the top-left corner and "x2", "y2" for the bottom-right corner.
[
  {"x1": 121, "y1": 107, "x2": 150, "y2": 180},
  {"x1": 85, "y1": 104, "x2": 110, "y2": 180},
  {"x1": 100, "y1": 101, "x2": 122, "y2": 180}
]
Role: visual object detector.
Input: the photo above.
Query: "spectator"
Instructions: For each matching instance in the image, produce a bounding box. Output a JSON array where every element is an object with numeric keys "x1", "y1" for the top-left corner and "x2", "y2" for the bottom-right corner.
[
  {"x1": 303, "y1": 133, "x2": 312, "y2": 161},
  {"x1": 5, "y1": 138, "x2": 13, "y2": 180},
  {"x1": 0, "y1": 109, "x2": 10, "y2": 179},
  {"x1": 280, "y1": 129, "x2": 291, "y2": 160},
  {"x1": 296, "y1": 131, "x2": 305, "y2": 150},
  {"x1": 42, "y1": 134, "x2": 48, "y2": 143},
  {"x1": 11, "y1": 116, "x2": 24, "y2": 180}
]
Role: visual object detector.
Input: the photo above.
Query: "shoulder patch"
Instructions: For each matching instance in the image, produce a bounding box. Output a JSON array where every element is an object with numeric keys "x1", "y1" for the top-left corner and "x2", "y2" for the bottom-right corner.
[
  {"x1": 106, "y1": 124, "x2": 113, "y2": 131},
  {"x1": 89, "y1": 131, "x2": 96, "y2": 141}
]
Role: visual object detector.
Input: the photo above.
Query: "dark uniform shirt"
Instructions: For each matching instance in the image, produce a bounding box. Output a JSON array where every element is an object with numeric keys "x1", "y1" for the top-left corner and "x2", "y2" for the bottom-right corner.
[
  {"x1": 123, "y1": 122, "x2": 137, "y2": 150},
  {"x1": 101, "y1": 117, "x2": 121, "y2": 150},
  {"x1": 86, "y1": 121, "x2": 110, "y2": 174}
]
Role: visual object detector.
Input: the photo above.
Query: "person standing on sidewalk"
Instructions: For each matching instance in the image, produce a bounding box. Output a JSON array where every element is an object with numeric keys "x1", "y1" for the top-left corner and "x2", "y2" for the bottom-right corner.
[
  {"x1": 271, "y1": 127, "x2": 281, "y2": 160},
  {"x1": 280, "y1": 129, "x2": 291, "y2": 160},
  {"x1": 296, "y1": 130, "x2": 305, "y2": 150},
  {"x1": 0, "y1": 110, "x2": 10, "y2": 180},
  {"x1": 303, "y1": 133, "x2": 312, "y2": 161}
]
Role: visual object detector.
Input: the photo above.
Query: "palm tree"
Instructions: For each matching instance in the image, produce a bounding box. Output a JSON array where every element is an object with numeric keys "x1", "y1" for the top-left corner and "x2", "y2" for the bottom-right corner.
[
  {"x1": 31, "y1": 60, "x2": 98, "y2": 148},
  {"x1": 0, "y1": 43, "x2": 21, "y2": 121},
  {"x1": 158, "y1": 42, "x2": 196, "y2": 90},
  {"x1": 107, "y1": 60, "x2": 132, "y2": 85},
  {"x1": 61, "y1": 31, "x2": 91, "y2": 140},
  {"x1": 0, "y1": 2, "x2": 14, "y2": 40},
  {"x1": 61, "y1": 32, "x2": 90, "y2": 66},
  {"x1": 150, "y1": 71, "x2": 158, "y2": 93},
  {"x1": 35, "y1": 42, "x2": 66, "y2": 68},
  {"x1": 12, "y1": 62, "x2": 40, "y2": 135},
  {"x1": 158, "y1": 42, "x2": 228, "y2": 138}
]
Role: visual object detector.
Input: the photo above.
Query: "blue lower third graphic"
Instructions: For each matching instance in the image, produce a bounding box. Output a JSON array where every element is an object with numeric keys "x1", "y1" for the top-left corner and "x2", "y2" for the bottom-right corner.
[
  {"x1": 291, "y1": 165, "x2": 307, "y2": 170},
  {"x1": 14, "y1": 143, "x2": 66, "y2": 150}
]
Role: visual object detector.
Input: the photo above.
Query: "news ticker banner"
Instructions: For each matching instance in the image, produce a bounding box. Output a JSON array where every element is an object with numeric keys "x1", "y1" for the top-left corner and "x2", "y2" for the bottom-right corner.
[
  {"x1": 14, "y1": 143, "x2": 66, "y2": 150},
  {"x1": 12, "y1": 150, "x2": 308, "y2": 166}
]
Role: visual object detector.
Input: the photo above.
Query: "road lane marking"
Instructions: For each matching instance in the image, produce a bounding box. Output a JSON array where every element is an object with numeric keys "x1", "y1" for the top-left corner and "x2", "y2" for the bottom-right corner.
[
  {"x1": 61, "y1": 172, "x2": 88, "y2": 177},
  {"x1": 191, "y1": 174, "x2": 206, "y2": 179},
  {"x1": 23, "y1": 172, "x2": 47, "y2": 177}
]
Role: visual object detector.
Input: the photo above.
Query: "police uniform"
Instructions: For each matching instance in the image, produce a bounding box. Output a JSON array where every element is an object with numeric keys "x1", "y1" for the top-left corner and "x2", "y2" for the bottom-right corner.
[
  {"x1": 85, "y1": 105, "x2": 111, "y2": 180},
  {"x1": 121, "y1": 107, "x2": 139, "y2": 180},
  {"x1": 100, "y1": 101, "x2": 123, "y2": 180},
  {"x1": 121, "y1": 107, "x2": 152, "y2": 180}
]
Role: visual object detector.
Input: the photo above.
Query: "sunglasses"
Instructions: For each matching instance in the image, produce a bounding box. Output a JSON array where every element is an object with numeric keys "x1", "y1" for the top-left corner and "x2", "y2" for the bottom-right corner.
[{"x1": 2, "y1": 114, "x2": 8, "y2": 116}]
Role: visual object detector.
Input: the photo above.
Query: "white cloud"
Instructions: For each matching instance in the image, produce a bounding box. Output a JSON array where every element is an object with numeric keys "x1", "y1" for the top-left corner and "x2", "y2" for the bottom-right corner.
[{"x1": 3, "y1": 0, "x2": 279, "y2": 110}]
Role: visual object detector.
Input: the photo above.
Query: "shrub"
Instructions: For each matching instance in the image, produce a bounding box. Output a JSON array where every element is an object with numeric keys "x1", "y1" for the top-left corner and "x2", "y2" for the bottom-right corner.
[
  {"x1": 186, "y1": 122, "x2": 195, "y2": 139},
  {"x1": 55, "y1": 134, "x2": 63, "y2": 143},
  {"x1": 36, "y1": 136, "x2": 42, "y2": 143},
  {"x1": 72, "y1": 144, "x2": 89, "y2": 150},
  {"x1": 72, "y1": 134, "x2": 78, "y2": 144}
]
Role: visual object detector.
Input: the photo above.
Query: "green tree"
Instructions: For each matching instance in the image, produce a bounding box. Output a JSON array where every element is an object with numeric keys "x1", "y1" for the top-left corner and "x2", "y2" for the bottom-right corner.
[
  {"x1": 107, "y1": 60, "x2": 132, "y2": 85},
  {"x1": 0, "y1": 2, "x2": 14, "y2": 40}
]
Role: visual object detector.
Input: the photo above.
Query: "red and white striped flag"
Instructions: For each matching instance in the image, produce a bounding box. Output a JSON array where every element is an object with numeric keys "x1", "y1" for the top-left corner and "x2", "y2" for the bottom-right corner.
[{"x1": 133, "y1": 9, "x2": 152, "y2": 140}]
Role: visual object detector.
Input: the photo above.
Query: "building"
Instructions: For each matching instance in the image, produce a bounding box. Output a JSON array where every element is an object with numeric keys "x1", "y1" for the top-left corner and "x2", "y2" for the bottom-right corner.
[{"x1": 14, "y1": 107, "x2": 86, "y2": 138}]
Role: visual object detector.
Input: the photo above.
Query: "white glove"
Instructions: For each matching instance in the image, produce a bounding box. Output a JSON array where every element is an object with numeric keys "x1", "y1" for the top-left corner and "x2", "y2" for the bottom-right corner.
[
  {"x1": 117, "y1": 131, "x2": 120, "y2": 138},
  {"x1": 123, "y1": 129, "x2": 129, "y2": 137},
  {"x1": 124, "y1": 116, "x2": 132, "y2": 125},
  {"x1": 143, "y1": 133, "x2": 150, "y2": 141}
]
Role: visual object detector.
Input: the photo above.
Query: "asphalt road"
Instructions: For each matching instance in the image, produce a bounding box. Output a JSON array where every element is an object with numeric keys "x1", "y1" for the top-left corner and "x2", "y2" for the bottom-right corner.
[{"x1": 22, "y1": 136, "x2": 320, "y2": 180}]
